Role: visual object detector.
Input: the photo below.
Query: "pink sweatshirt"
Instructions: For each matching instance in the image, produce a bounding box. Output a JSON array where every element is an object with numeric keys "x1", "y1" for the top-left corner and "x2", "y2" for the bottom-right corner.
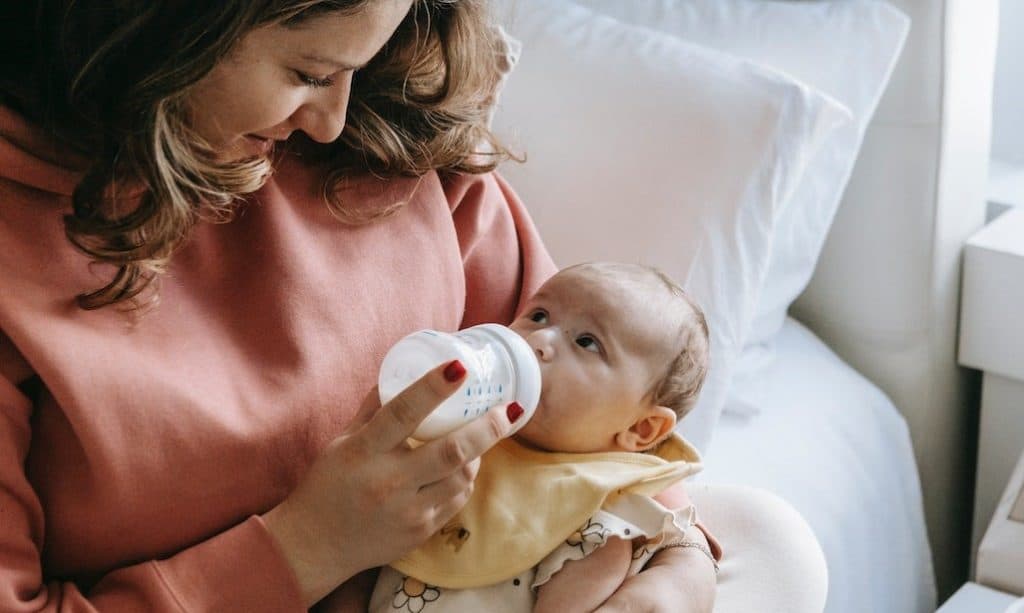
[{"x1": 0, "y1": 106, "x2": 556, "y2": 611}]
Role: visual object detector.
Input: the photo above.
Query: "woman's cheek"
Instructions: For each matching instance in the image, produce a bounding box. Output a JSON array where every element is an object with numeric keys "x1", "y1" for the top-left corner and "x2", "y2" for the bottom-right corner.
[{"x1": 240, "y1": 85, "x2": 300, "y2": 132}]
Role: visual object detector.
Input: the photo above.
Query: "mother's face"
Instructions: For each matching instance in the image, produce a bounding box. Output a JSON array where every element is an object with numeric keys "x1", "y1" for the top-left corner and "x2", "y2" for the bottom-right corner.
[{"x1": 186, "y1": 0, "x2": 413, "y2": 161}]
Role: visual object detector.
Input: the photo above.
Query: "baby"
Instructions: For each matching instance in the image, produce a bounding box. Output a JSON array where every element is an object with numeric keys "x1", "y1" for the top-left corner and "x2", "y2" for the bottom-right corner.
[{"x1": 370, "y1": 262, "x2": 712, "y2": 613}]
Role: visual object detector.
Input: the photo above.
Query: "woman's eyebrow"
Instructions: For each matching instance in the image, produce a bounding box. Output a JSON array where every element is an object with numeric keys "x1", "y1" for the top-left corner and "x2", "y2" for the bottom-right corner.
[{"x1": 299, "y1": 54, "x2": 367, "y2": 70}]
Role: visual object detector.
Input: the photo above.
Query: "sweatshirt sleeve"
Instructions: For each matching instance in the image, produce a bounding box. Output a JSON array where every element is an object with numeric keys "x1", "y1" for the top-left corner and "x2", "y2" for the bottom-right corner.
[
  {"x1": 0, "y1": 375, "x2": 305, "y2": 612},
  {"x1": 444, "y1": 171, "x2": 557, "y2": 328}
]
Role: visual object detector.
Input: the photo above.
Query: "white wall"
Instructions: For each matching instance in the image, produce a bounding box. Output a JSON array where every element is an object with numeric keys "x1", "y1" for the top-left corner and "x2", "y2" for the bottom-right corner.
[{"x1": 991, "y1": 1, "x2": 1024, "y2": 164}]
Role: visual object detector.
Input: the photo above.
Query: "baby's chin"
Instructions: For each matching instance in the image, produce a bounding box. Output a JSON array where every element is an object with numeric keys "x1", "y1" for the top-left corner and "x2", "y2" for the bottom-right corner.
[
  {"x1": 511, "y1": 410, "x2": 553, "y2": 451},
  {"x1": 511, "y1": 411, "x2": 592, "y2": 453}
]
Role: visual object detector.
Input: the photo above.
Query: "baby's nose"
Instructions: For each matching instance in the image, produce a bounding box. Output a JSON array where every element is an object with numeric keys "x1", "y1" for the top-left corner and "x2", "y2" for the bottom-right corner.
[{"x1": 528, "y1": 329, "x2": 557, "y2": 361}]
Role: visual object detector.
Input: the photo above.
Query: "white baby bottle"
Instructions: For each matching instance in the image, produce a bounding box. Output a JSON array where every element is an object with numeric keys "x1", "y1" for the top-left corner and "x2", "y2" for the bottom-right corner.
[{"x1": 378, "y1": 323, "x2": 541, "y2": 440}]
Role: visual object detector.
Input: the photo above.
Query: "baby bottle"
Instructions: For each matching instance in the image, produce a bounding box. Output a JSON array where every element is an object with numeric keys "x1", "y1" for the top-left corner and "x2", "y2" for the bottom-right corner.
[{"x1": 378, "y1": 323, "x2": 542, "y2": 441}]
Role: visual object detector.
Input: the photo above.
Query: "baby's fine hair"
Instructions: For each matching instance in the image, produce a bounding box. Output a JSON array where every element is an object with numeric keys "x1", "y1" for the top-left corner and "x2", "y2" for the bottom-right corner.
[{"x1": 566, "y1": 262, "x2": 711, "y2": 421}]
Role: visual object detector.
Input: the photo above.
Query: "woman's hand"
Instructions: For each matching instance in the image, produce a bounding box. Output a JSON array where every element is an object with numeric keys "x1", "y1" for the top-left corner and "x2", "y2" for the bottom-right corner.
[
  {"x1": 262, "y1": 360, "x2": 521, "y2": 607},
  {"x1": 595, "y1": 524, "x2": 717, "y2": 613}
]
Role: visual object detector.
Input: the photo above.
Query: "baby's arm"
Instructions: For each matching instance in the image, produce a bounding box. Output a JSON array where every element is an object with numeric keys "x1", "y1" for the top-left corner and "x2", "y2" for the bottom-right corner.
[{"x1": 534, "y1": 536, "x2": 632, "y2": 613}]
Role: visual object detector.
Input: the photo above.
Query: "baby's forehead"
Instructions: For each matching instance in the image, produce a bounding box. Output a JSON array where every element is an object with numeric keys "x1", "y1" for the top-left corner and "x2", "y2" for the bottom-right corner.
[
  {"x1": 536, "y1": 267, "x2": 634, "y2": 308},
  {"x1": 541, "y1": 266, "x2": 656, "y2": 307},
  {"x1": 540, "y1": 267, "x2": 690, "y2": 351}
]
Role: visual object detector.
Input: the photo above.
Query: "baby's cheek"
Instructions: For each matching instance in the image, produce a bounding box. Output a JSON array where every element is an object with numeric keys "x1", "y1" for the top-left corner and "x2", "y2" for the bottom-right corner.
[{"x1": 508, "y1": 320, "x2": 530, "y2": 338}]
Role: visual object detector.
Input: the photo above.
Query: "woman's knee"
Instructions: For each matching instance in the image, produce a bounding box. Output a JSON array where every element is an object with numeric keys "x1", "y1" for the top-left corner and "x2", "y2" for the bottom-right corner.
[{"x1": 689, "y1": 483, "x2": 828, "y2": 613}]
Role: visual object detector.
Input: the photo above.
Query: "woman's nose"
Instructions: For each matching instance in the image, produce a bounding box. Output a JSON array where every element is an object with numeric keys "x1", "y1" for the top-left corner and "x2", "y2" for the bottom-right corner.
[
  {"x1": 294, "y1": 73, "x2": 353, "y2": 144},
  {"x1": 528, "y1": 328, "x2": 558, "y2": 362}
]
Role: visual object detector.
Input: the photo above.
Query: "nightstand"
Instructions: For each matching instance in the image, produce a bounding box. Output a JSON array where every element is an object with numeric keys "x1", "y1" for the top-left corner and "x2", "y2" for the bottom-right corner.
[
  {"x1": 958, "y1": 207, "x2": 1024, "y2": 570},
  {"x1": 937, "y1": 582, "x2": 1018, "y2": 613}
]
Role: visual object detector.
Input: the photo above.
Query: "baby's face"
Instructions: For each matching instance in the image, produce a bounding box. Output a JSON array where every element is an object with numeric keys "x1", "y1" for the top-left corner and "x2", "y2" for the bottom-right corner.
[{"x1": 509, "y1": 268, "x2": 678, "y2": 453}]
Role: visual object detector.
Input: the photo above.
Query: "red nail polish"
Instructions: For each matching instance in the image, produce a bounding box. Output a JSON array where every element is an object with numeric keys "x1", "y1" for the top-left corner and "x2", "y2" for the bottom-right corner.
[
  {"x1": 443, "y1": 360, "x2": 466, "y2": 382},
  {"x1": 507, "y1": 402, "x2": 524, "y2": 423}
]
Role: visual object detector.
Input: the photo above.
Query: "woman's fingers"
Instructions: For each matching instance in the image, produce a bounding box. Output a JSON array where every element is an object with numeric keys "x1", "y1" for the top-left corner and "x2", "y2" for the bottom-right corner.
[
  {"x1": 408, "y1": 402, "x2": 518, "y2": 486},
  {"x1": 351, "y1": 385, "x2": 382, "y2": 429},
  {"x1": 417, "y1": 460, "x2": 479, "y2": 531},
  {"x1": 416, "y1": 457, "x2": 480, "y2": 504},
  {"x1": 361, "y1": 360, "x2": 466, "y2": 452},
  {"x1": 262, "y1": 368, "x2": 523, "y2": 607},
  {"x1": 427, "y1": 487, "x2": 477, "y2": 532}
]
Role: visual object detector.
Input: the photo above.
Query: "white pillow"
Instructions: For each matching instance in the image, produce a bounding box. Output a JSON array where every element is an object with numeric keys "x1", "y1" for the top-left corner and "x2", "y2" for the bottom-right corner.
[
  {"x1": 578, "y1": 0, "x2": 910, "y2": 359},
  {"x1": 489, "y1": 0, "x2": 848, "y2": 451}
]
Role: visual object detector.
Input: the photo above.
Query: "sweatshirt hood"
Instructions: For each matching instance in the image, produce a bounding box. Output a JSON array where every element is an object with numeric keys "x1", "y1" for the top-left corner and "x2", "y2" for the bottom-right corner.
[{"x1": 0, "y1": 106, "x2": 86, "y2": 198}]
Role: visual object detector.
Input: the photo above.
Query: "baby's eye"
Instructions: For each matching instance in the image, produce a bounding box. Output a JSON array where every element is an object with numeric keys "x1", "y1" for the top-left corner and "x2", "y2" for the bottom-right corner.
[
  {"x1": 575, "y1": 334, "x2": 602, "y2": 353},
  {"x1": 529, "y1": 309, "x2": 548, "y2": 324}
]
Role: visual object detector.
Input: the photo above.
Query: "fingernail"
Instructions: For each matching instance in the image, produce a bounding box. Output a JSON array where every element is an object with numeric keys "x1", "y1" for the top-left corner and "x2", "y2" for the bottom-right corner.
[
  {"x1": 443, "y1": 360, "x2": 466, "y2": 382},
  {"x1": 506, "y1": 401, "x2": 524, "y2": 423}
]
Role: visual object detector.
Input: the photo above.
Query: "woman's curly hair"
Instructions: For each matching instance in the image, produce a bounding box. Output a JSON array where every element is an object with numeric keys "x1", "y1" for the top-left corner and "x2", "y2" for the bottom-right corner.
[{"x1": 0, "y1": 0, "x2": 513, "y2": 310}]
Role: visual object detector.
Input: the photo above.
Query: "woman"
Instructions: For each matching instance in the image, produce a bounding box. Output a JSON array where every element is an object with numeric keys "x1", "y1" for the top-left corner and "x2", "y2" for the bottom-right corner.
[{"x1": 0, "y1": 0, "x2": 724, "y2": 610}]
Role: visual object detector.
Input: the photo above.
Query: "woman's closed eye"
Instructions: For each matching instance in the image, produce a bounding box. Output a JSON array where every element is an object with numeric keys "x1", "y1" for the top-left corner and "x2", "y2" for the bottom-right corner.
[{"x1": 295, "y1": 70, "x2": 336, "y2": 88}]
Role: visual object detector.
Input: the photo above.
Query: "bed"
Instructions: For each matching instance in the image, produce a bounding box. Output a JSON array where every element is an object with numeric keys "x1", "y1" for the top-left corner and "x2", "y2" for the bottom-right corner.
[
  {"x1": 701, "y1": 317, "x2": 934, "y2": 612},
  {"x1": 490, "y1": 1, "x2": 997, "y2": 611}
]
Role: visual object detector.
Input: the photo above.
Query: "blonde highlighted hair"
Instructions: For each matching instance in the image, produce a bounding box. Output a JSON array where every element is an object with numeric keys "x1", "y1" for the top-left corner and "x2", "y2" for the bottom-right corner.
[{"x1": 0, "y1": 0, "x2": 513, "y2": 310}]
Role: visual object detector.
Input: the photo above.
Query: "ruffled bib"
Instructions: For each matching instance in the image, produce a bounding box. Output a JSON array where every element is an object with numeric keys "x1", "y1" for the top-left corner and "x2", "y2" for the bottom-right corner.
[{"x1": 390, "y1": 432, "x2": 702, "y2": 588}]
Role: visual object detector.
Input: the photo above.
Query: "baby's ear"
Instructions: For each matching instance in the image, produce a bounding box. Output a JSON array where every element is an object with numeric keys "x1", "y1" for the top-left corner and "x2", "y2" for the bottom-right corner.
[{"x1": 614, "y1": 406, "x2": 677, "y2": 452}]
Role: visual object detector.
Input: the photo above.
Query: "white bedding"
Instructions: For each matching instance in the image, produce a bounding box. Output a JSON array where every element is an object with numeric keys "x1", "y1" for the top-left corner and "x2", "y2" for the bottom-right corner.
[{"x1": 699, "y1": 317, "x2": 936, "y2": 613}]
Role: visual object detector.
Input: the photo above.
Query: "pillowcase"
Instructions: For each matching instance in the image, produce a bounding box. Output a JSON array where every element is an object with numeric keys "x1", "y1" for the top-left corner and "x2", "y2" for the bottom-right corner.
[
  {"x1": 489, "y1": 0, "x2": 848, "y2": 451},
  {"x1": 578, "y1": 0, "x2": 910, "y2": 365}
]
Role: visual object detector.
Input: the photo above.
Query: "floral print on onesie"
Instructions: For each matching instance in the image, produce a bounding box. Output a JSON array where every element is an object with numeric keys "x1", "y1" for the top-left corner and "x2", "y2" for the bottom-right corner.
[{"x1": 370, "y1": 497, "x2": 695, "y2": 613}]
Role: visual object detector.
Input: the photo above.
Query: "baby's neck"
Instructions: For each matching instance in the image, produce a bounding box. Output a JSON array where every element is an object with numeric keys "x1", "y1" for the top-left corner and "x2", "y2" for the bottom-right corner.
[{"x1": 510, "y1": 433, "x2": 647, "y2": 455}]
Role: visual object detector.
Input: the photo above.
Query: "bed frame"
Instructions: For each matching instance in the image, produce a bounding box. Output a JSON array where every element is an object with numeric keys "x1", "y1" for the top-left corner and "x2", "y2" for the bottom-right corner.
[{"x1": 790, "y1": 0, "x2": 998, "y2": 597}]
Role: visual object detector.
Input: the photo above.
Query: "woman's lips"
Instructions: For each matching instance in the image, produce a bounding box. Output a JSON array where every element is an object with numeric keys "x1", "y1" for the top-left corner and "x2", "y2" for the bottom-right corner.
[{"x1": 244, "y1": 134, "x2": 275, "y2": 155}]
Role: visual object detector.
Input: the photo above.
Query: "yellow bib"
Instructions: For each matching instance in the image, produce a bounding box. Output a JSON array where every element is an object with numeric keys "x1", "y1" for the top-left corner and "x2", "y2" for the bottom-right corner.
[{"x1": 391, "y1": 432, "x2": 702, "y2": 588}]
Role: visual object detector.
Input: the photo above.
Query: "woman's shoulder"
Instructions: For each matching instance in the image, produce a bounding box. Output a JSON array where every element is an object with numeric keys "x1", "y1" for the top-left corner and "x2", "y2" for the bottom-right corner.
[
  {"x1": 438, "y1": 170, "x2": 510, "y2": 213},
  {"x1": 317, "y1": 167, "x2": 505, "y2": 216}
]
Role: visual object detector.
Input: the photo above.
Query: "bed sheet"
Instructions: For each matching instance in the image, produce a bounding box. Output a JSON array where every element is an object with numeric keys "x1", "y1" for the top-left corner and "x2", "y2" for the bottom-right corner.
[{"x1": 698, "y1": 317, "x2": 936, "y2": 613}]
